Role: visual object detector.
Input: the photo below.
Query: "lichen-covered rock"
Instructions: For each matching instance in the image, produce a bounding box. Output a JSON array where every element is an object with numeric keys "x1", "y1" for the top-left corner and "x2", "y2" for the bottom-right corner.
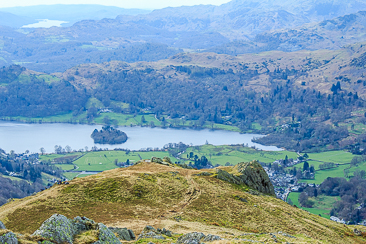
[
  {"x1": 0, "y1": 231, "x2": 18, "y2": 244},
  {"x1": 0, "y1": 220, "x2": 5, "y2": 229},
  {"x1": 73, "y1": 216, "x2": 96, "y2": 234},
  {"x1": 33, "y1": 214, "x2": 76, "y2": 244},
  {"x1": 109, "y1": 227, "x2": 135, "y2": 241},
  {"x1": 157, "y1": 228, "x2": 172, "y2": 237},
  {"x1": 137, "y1": 226, "x2": 165, "y2": 240},
  {"x1": 216, "y1": 161, "x2": 275, "y2": 196},
  {"x1": 163, "y1": 156, "x2": 172, "y2": 164},
  {"x1": 93, "y1": 223, "x2": 121, "y2": 244},
  {"x1": 177, "y1": 232, "x2": 205, "y2": 244},
  {"x1": 203, "y1": 234, "x2": 222, "y2": 242},
  {"x1": 151, "y1": 157, "x2": 163, "y2": 164},
  {"x1": 151, "y1": 157, "x2": 172, "y2": 166}
]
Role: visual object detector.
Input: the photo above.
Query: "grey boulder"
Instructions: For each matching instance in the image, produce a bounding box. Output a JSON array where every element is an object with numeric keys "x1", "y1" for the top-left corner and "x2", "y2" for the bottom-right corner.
[
  {"x1": 177, "y1": 232, "x2": 206, "y2": 244},
  {"x1": 109, "y1": 227, "x2": 135, "y2": 241},
  {"x1": 203, "y1": 234, "x2": 222, "y2": 242},
  {"x1": 0, "y1": 231, "x2": 18, "y2": 244},
  {"x1": 32, "y1": 214, "x2": 76, "y2": 244},
  {"x1": 93, "y1": 223, "x2": 121, "y2": 244}
]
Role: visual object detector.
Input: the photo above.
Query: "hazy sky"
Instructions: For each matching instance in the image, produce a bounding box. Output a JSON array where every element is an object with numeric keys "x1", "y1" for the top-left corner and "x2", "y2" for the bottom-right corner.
[{"x1": 0, "y1": 0, "x2": 232, "y2": 9}]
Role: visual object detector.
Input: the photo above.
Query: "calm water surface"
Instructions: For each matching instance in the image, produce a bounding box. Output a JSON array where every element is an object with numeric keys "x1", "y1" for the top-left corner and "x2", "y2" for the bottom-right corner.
[
  {"x1": 22, "y1": 19, "x2": 68, "y2": 28},
  {"x1": 0, "y1": 121, "x2": 281, "y2": 153}
]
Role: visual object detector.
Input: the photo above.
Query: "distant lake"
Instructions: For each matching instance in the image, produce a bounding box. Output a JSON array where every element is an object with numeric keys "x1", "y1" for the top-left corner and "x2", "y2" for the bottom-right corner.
[
  {"x1": 22, "y1": 19, "x2": 68, "y2": 28},
  {"x1": 0, "y1": 121, "x2": 281, "y2": 154}
]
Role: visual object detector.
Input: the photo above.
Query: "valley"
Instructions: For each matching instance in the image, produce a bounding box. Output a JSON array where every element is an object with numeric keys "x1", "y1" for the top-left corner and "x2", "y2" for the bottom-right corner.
[{"x1": 2, "y1": 0, "x2": 366, "y2": 242}]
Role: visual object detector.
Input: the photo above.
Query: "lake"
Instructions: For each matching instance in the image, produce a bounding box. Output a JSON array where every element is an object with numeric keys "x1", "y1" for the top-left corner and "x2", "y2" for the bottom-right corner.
[
  {"x1": 22, "y1": 19, "x2": 68, "y2": 28},
  {"x1": 0, "y1": 121, "x2": 281, "y2": 154}
]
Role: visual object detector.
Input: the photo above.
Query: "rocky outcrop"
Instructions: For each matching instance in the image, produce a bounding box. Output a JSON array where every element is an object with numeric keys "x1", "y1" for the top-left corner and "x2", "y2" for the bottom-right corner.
[
  {"x1": 93, "y1": 223, "x2": 121, "y2": 244},
  {"x1": 216, "y1": 161, "x2": 275, "y2": 196},
  {"x1": 137, "y1": 226, "x2": 166, "y2": 240},
  {"x1": 203, "y1": 234, "x2": 222, "y2": 242},
  {"x1": 151, "y1": 157, "x2": 173, "y2": 166},
  {"x1": 32, "y1": 214, "x2": 76, "y2": 244},
  {"x1": 73, "y1": 216, "x2": 96, "y2": 233},
  {"x1": 0, "y1": 231, "x2": 18, "y2": 244},
  {"x1": 109, "y1": 227, "x2": 135, "y2": 241},
  {"x1": 0, "y1": 220, "x2": 5, "y2": 229},
  {"x1": 30, "y1": 214, "x2": 125, "y2": 244},
  {"x1": 177, "y1": 232, "x2": 222, "y2": 244}
]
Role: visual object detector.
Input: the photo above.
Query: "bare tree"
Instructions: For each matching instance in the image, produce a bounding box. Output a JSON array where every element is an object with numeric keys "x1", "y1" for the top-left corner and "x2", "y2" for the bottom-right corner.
[{"x1": 65, "y1": 145, "x2": 72, "y2": 153}]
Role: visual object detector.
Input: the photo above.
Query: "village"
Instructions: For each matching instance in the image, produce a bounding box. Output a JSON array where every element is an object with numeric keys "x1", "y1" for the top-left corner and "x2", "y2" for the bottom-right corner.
[{"x1": 262, "y1": 156, "x2": 316, "y2": 201}]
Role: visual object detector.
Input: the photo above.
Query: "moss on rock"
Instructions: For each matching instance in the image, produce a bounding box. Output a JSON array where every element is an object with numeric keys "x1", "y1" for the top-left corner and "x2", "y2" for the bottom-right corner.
[{"x1": 216, "y1": 161, "x2": 275, "y2": 196}]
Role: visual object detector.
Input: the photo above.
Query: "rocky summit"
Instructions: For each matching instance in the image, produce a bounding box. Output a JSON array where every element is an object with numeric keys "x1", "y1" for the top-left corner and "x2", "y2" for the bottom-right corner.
[
  {"x1": 0, "y1": 159, "x2": 366, "y2": 243},
  {"x1": 216, "y1": 161, "x2": 275, "y2": 196}
]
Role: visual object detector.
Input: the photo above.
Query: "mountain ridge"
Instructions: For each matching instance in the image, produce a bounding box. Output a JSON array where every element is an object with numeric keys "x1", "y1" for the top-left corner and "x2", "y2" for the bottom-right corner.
[{"x1": 0, "y1": 5, "x2": 151, "y2": 27}]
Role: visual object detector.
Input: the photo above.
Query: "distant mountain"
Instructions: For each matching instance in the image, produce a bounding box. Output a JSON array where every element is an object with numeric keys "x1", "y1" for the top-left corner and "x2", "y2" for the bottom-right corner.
[
  {"x1": 0, "y1": 11, "x2": 35, "y2": 28},
  {"x1": 255, "y1": 11, "x2": 366, "y2": 51},
  {"x1": 208, "y1": 11, "x2": 366, "y2": 55},
  {"x1": 2, "y1": 1, "x2": 366, "y2": 72},
  {"x1": 114, "y1": 0, "x2": 366, "y2": 39},
  {"x1": 0, "y1": 5, "x2": 151, "y2": 26}
]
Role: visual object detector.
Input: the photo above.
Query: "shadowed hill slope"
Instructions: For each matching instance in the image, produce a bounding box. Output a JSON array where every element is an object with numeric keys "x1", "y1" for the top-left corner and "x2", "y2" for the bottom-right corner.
[{"x1": 1, "y1": 160, "x2": 366, "y2": 243}]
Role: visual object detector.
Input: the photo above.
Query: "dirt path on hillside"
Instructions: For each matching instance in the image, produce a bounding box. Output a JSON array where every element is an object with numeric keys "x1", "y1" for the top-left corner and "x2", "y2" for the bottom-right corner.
[{"x1": 158, "y1": 174, "x2": 202, "y2": 224}]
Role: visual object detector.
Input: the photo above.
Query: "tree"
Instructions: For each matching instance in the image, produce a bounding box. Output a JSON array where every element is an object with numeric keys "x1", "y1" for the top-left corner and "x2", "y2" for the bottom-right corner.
[
  {"x1": 103, "y1": 116, "x2": 111, "y2": 125},
  {"x1": 303, "y1": 161, "x2": 309, "y2": 172},
  {"x1": 40, "y1": 147, "x2": 45, "y2": 155},
  {"x1": 65, "y1": 145, "x2": 72, "y2": 153},
  {"x1": 309, "y1": 165, "x2": 315, "y2": 173},
  {"x1": 141, "y1": 115, "x2": 146, "y2": 124},
  {"x1": 54, "y1": 145, "x2": 63, "y2": 154}
]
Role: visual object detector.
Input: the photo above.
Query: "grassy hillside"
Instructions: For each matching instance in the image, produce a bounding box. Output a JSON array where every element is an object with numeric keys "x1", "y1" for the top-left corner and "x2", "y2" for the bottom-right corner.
[{"x1": 1, "y1": 161, "x2": 366, "y2": 243}]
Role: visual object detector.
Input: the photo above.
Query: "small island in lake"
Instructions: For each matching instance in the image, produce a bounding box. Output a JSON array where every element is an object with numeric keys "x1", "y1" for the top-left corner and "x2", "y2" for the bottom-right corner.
[{"x1": 91, "y1": 126, "x2": 128, "y2": 144}]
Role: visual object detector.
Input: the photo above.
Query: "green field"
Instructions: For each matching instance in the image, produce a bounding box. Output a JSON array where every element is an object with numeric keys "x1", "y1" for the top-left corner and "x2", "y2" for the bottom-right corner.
[
  {"x1": 63, "y1": 172, "x2": 80, "y2": 180},
  {"x1": 288, "y1": 192, "x2": 340, "y2": 219},
  {"x1": 54, "y1": 164, "x2": 75, "y2": 171},
  {"x1": 307, "y1": 151, "x2": 354, "y2": 164},
  {"x1": 40, "y1": 152, "x2": 83, "y2": 162},
  {"x1": 184, "y1": 144, "x2": 298, "y2": 165},
  {"x1": 284, "y1": 150, "x2": 356, "y2": 184},
  {"x1": 0, "y1": 112, "x2": 86, "y2": 124},
  {"x1": 0, "y1": 174, "x2": 23, "y2": 181},
  {"x1": 94, "y1": 113, "x2": 160, "y2": 127}
]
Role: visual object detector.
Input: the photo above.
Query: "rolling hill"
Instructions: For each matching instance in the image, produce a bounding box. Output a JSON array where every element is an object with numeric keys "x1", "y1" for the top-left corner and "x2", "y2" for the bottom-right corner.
[
  {"x1": 1, "y1": 160, "x2": 365, "y2": 243},
  {"x1": 0, "y1": 11, "x2": 35, "y2": 28},
  {"x1": 57, "y1": 42, "x2": 366, "y2": 97}
]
